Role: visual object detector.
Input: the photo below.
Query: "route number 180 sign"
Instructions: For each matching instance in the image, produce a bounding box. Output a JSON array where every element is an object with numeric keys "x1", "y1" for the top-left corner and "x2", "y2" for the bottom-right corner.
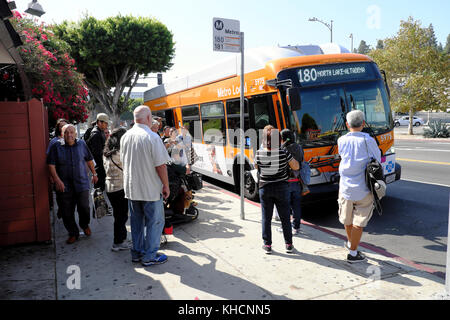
[{"x1": 213, "y1": 18, "x2": 241, "y2": 53}]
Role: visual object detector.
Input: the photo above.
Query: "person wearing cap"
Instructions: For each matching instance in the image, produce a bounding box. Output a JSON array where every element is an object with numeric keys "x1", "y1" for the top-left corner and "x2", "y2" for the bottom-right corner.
[
  {"x1": 86, "y1": 113, "x2": 110, "y2": 192},
  {"x1": 337, "y1": 110, "x2": 381, "y2": 263}
]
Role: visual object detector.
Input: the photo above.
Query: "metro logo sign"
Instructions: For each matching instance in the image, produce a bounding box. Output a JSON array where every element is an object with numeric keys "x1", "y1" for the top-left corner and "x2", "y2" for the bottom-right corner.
[{"x1": 213, "y1": 17, "x2": 241, "y2": 53}]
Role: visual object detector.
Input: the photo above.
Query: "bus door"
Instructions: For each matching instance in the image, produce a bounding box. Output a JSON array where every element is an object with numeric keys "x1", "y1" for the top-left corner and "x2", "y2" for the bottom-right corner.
[{"x1": 247, "y1": 94, "x2": 277, "y2": 150}]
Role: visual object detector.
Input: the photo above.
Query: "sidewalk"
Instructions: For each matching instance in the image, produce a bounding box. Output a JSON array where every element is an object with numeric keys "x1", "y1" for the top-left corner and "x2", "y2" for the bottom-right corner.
[
  {"x1": 394, "y1": 131, "x2": 450, "y2": 142},
  {"x1": 0, "y1": 184, "x2": 447, "y2": 300}
]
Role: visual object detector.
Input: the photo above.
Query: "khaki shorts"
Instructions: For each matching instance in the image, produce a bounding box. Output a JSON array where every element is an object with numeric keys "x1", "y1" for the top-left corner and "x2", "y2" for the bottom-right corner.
[{"x1": 338, "y1": 192, "x2": 374, "y2": 228}]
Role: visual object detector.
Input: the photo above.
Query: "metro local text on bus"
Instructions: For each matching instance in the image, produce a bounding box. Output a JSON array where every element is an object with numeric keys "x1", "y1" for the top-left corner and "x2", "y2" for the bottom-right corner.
[{"x1": 217, "y1": 83, "x2": 248, "y2": 98}]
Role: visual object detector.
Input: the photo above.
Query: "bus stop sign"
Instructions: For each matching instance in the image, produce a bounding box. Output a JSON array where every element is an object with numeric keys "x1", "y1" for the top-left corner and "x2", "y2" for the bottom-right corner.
[{"x1": 213, "y1": 17, "x2": 241, "y2": 53}]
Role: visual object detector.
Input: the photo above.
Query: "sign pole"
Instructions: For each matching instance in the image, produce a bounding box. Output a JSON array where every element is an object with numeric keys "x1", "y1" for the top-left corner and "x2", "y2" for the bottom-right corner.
[
  {"x1": 212, "y1": 17, "x2": 244, "y2": 220},
  {"x1": 446, "y1": 192, "x2": 450, "y2": 294},
  {"x1": 240, "y1": 32, "x2": 245, "y2": 220}
]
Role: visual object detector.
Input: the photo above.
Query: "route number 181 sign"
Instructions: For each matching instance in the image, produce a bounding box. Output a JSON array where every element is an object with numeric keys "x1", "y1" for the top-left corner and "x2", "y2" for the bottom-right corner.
[{"x1": 213, "y1": 17, "x2": 241, "y2": 53}]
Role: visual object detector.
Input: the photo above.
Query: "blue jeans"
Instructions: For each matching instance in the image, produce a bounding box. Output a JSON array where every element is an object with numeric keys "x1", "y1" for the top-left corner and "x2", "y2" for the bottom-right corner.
[
  {"x1": 289, "y1": 181, "x2": 302, "y2": 230},
  {"x1": 259, "y1": 181, "x2": 292, "y2": 246},
  {"x1": 129, "y1": 197, "x2": 164, "y2": 261}
]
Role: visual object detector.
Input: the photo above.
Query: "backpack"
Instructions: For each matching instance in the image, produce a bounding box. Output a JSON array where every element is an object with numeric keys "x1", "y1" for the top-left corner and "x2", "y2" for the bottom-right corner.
[{"x1": 83, "y1": 127, "x2": 94, "y2": 142}]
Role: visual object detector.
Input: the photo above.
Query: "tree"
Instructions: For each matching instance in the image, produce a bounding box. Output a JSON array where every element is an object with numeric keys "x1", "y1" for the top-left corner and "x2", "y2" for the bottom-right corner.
[
  {"x1": 2, "y1": 11, "x2": 89, "y2": 127},
  {"x1": 376, "y1": 40, "x2": 384, "y2": 50},
  {"x1": 425, "y1": 23, "x2": 438, "y2": 49},
  {"x1": 370, "y1": 17, "x2": 450, "y2": 135},
  {"x1": 357, "y1": 40, "x2": 371, "y2": 55},
  {"x1": 53, "y1": 15, "x2": 175, "y2": 126},
  {"x1": 445, "y1": 34, "x2": 450, "y2": 54}
]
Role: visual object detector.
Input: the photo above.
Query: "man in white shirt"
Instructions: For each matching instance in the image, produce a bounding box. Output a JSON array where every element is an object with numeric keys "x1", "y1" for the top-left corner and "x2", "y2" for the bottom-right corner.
[
  {"x1": 337, "y1": 110, "x2": 381, "y2": 264},
  {"x1": 120, "y1": 106, "x2": 171, "y2": 266}
]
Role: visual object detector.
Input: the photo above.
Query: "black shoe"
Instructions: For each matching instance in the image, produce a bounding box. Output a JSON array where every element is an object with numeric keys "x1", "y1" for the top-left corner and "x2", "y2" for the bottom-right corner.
[
  {"x1": 347, "y1": 251, "x2": 366, "y2": 263},
  {"x1": 286, "y1": 244, "x2": 294, "y2": 253},
  {"x1": 262, "y1": 245, "x2": 272, "y2": 255}
]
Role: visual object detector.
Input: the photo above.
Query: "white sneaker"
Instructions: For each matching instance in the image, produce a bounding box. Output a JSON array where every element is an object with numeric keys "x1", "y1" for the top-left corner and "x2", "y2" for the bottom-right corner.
[{"x1": 111, "y1": 242, "x2": 131, "y2": 252}]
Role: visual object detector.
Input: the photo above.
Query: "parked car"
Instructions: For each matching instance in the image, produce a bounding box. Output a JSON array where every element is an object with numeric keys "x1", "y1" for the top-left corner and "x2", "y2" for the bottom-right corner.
[{"x1": 394, "y1": 116, "x2": 425, "y2": 127}]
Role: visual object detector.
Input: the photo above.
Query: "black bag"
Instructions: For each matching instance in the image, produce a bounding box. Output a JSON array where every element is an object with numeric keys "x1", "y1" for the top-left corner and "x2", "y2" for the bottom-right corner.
[
  {"x1": 186, "y1": 173, "x2": 203, "y2": 191},
  {"x1": 364, "y1": 139, "x2": 385, "y2": 216},
  {"x1": 92, "y1": 188, "x2": 108, "y2": 219}
]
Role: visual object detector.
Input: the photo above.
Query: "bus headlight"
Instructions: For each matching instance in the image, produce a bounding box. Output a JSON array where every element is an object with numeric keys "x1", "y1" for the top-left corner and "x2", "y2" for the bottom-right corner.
[
  {"x1": 310, "y1": 168, "x2": 321, "y2": 177},
  {"x1": 386, "y1": 146, "x2": 395, "y2": 155}
]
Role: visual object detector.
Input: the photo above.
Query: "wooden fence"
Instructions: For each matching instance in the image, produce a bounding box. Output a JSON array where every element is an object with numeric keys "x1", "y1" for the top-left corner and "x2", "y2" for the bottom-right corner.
[{"x1": 0, "y1": 99, "x2": 50, "y2": 246}]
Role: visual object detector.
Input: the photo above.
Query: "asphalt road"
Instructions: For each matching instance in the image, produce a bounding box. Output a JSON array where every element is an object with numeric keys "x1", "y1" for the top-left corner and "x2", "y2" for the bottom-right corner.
[
  {"x1": 304, "y1": 138, "x2": 450, "y2": 276},
  {"x1": 203, "y1": 138, "x2": 450, "y2": 276}
]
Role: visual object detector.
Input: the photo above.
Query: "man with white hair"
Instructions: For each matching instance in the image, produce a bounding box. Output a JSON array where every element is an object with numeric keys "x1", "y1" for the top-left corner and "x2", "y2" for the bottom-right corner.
[
  {"x1": 47, "y1": 124, "x2": 98, "y2": 244},
  {"x1": 120, "y1": 106, "x2": 171, "y2": 266},
  {"x1": 337, "y1": 110, "x2": 381, "y2": 263}
]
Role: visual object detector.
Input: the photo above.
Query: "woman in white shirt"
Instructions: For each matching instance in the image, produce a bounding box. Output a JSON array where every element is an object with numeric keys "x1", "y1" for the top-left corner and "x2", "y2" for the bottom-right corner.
[{"x1": 103, "y1": 128, "x2": 130, "y2": 252}]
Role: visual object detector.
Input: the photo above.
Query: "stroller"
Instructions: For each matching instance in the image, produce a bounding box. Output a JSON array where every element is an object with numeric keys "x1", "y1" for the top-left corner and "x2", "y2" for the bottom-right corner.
[{"x1": 161, "y1": 162, "x2": 203, "y2": 245}]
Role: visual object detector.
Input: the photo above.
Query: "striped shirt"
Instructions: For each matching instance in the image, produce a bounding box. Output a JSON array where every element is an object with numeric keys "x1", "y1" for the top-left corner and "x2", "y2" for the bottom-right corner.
[{"x1": 255, "y1": 148, "x2": 293, "y2": 188}]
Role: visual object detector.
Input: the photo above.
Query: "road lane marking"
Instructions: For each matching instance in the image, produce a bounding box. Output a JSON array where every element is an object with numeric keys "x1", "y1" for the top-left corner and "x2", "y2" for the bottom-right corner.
[
  {"x1": 396, "y1": 148, "x2": 450, "y2": 152},
  {"x1": 400, "y1": 178, "x2": 450, "y2": 188},
  {"x1": 397, "y1": 158, "x2": 450, "y2": 166}
]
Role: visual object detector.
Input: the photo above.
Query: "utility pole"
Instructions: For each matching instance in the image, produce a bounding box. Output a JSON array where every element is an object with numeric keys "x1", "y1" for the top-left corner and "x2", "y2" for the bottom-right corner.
[{"x1": 349, "y1": 33, "x2": 354, "y2": 52}]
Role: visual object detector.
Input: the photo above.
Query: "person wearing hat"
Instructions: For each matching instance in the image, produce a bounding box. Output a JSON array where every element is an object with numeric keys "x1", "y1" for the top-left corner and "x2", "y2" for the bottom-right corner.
[{"x1": 86, "y1": 113, "x2": 110, "y2": 192}]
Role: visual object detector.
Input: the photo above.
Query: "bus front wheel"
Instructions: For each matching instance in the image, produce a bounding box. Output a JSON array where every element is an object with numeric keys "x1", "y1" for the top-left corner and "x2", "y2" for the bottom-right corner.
[{"x1": 234, "y1": 164, "x2": 259, "y2": 202}]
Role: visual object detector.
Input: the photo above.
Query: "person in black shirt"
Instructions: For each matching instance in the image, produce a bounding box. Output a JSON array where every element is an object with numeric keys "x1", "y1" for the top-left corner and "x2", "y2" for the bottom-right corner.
[
  {"x1": 86, "y1": 113, "x2": 109, "y2": 191},
  {"x1": 254, "y1": 125, "x2": 299, "y2": 255},
  {"x1": 280, "y1": 129, "x2": 304, "y2": 235}
]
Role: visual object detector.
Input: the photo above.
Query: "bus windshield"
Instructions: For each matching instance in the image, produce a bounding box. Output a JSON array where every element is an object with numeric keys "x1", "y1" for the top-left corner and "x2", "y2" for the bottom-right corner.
[{"x1": 291, "y1": 80, "x2": 393, "y2": 146}]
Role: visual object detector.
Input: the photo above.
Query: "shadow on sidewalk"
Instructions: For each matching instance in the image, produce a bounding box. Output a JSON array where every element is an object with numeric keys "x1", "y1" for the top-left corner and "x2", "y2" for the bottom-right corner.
[{"x1": 146, "y1": 241, "x2": 289, "y2": 300}]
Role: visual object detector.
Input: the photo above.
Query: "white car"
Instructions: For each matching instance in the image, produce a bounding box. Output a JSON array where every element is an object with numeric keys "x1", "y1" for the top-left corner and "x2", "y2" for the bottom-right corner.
[{"x1": 394, "y1": 116, "x2": 424, "y2": 127}]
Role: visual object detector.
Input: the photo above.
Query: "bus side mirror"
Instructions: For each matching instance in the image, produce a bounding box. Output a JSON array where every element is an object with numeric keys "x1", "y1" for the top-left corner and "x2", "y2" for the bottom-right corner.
[
  {"x1": 287, "y1": 88, "x2": 301, "y2": 111},
  {"x1": 381, "y1": 70, "x2": 391, "y2": 100}
]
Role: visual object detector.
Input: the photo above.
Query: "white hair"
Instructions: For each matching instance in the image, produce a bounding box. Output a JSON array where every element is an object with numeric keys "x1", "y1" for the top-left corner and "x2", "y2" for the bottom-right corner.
[
  {"x1": 62, "y1": 123, "x2": 76, "y2": 135},
  {"x1": 346, "y1": 110, "x2": 365, "y2": 128},
  {"x1": 133, "y1": 105, "x2": 152, "y2": 123}
]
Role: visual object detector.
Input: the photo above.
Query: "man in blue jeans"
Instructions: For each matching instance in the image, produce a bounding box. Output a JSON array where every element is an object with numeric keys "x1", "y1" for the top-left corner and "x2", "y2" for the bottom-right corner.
[{"x1": 120, "y1": 106, "x2": 171, "y2": 266}]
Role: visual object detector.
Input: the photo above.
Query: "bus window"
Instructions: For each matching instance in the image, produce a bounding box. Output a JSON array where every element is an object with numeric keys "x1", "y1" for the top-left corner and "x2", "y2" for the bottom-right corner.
[
  {"x1": 344, "y1": 81, "x2": 393, "y2": 134},
  {"x1": 249, "y1": 95, "x2": 276, "y2": 131},
  {"x1": 182, "y1": 105, "x2": 201, "y2": 142},
  {"x1": 294, "y1": 86, "x2": 347, "y2": 144},
  {"x1": 280, "y1": 100, "x2": 296, "y2": 133},
  {"x1": 165, "y1": 109, "x2": 175, "y2": 127},
  {"x1": 201, "y1": 102, "x2": 226, "y2": 145},
  {"x1": 226, "y1": 99, "x2": 250, "y2": 147}
]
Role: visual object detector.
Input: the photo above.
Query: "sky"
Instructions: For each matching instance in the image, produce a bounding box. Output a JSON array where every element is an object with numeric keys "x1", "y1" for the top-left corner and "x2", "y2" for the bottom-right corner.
[{"x1": 15, "y1": 0, "x2": 450, "y2": 89}]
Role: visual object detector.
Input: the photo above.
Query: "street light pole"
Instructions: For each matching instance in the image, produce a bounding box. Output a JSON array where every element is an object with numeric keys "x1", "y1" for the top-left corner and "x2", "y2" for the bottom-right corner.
[
  {"x1": 349, "y1": 33, "x2": 354, "y2": 52},
  {"x1": 309, "y1": 17, "x2": 333, "y2": 43}
]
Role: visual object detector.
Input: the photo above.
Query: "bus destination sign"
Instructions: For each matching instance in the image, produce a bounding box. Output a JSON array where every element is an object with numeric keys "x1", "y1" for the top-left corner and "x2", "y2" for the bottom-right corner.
[{"x1": 295, "y1": 62, "x2": 378, "y2": 86}]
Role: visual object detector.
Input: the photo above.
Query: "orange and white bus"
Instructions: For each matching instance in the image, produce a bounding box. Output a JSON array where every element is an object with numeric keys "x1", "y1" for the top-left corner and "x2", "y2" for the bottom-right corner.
[{"x1": 144, "y1": 44, "x2": 401, "y2": 201}]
